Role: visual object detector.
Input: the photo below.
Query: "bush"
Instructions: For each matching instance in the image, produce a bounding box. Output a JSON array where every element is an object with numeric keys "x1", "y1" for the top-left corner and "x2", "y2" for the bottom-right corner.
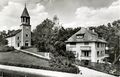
[
  {"x1": 0, "y1": 46, "x2": 15, "y2": 52},
  {"x1": 0, "y1": 62, "x2": 79, "y2": 74},
  {"x1": 20, "y1": 46, "x2": 31, "y2": 49}
]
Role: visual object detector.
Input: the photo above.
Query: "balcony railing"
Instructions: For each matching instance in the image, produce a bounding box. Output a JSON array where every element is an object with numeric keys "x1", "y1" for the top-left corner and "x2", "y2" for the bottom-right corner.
[
  {"x1": 80, "y1": 56, "x2": 91, "y2": 60},
  {"x1": 80, "y1": 46, "x2": 91, "y2": 50}
]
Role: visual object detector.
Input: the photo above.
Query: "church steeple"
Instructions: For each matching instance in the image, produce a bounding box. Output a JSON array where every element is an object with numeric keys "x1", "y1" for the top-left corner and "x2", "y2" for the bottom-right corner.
[{"x1": 21, "y1": 4, "x2": 30, "y2": 25}]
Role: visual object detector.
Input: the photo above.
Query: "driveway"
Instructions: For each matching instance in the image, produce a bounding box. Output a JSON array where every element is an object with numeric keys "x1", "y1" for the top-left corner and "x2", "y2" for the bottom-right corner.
[{"x1": 77, "y1": 65, "x2": 116, "y2": 77}]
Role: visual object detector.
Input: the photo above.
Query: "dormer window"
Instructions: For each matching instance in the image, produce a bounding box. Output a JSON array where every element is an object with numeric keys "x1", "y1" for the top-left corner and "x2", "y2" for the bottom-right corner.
[{"x1": 76, "y1": 34, "x2": 84, "y2": 39}]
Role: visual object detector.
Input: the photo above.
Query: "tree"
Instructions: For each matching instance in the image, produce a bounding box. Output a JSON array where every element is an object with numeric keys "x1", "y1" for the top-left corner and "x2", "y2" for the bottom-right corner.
[
  {"x1": 32, "y1": 18, "x2": 54, "y2": 52},
  {"x1": 0, "y1": 31, "x2": 8, "y2": 46},
  {"x1": 32, "y1": 18, "x2": 78, "y2": 68}
]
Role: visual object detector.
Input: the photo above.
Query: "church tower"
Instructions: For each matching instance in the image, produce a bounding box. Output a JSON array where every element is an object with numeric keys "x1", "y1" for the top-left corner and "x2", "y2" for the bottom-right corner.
[{"x1": 20, "y1": 5, "x2": 31, "y2": 47}]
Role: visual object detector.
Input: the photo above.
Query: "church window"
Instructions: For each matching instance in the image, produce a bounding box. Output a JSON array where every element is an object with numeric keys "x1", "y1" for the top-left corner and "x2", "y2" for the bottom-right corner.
[
  {"x1": 18, "y1": 43, "x2": 20, "y2": 47},
  {"x1": 17, "y1": 37, "x2": 19, "y2": 40}
]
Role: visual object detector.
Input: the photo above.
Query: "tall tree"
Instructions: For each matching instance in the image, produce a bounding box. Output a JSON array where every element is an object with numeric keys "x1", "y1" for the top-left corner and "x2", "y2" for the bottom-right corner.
[{"x1": 32, "y1": 18, "x2": 55, "y2": 52}]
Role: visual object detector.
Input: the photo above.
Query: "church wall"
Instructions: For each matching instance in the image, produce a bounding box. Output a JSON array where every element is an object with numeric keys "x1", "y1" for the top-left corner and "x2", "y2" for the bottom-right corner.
[
  {"x1": 7, "y1": 36, "x2": 16, "y2": 47},
  {"x1": 14, "y1": 32, "x2": 22, "y2": 49}
]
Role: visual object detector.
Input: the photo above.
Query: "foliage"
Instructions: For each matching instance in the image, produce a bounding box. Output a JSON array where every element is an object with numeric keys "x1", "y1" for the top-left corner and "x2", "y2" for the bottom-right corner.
[
  {"x1": 32, "y1": 18, "x2": 54, "y2": 52},
  {"x1": 0, "y1": 30, "x2": 8, "y2": 46},
  {"x1": 0, "y1": 46, "x2": 15, "y2": 52},
  {"x1": 76, "y1": 61, "x2": 119, "y2": 76},
  {"x1": 32, "y1": 18, "x2": 80, "y2": 69},
  {"x1": 89, "y1": 20, "x2": 120, "y2": 63},
  {"x1": 20, "y1": 46, "x2": 31, "y2": 49},
  {"x1": 0, "y1": 62, "x2": 79, "y2": 74}
]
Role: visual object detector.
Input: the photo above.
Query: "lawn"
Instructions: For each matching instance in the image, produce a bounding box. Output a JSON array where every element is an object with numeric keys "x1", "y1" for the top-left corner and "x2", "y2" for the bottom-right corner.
[
  {"x1": 24, "y1": 48, "x2": 46, "y2": 56},
  {"x1": 0, "y1": 50, "x2": 49, "y2": 67},
  {"x1": 24, "y1": 47, "x2": 53, "y2": 58}
]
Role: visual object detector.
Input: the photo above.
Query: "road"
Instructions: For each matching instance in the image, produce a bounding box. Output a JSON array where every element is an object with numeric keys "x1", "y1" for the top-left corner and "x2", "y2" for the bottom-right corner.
[
  {"x1": 77, "y1": 65, "x2": 116, "y2": 77},
  {"x1": 0, "y1": 64, "x2": 116, "y2": 77}
]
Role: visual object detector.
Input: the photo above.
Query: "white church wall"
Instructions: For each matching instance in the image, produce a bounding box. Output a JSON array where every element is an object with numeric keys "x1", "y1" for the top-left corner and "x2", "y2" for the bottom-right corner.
[
  {"x1": 7, "y1": 36, "x2": 15, "y2": 47},
  {"x1": 15, "y1": 32, "x2": 22, "y2": 49}
]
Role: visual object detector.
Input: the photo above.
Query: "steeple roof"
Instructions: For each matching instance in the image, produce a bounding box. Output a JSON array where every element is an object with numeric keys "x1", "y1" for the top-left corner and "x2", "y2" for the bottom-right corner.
[{"x1": 21, "y1": 5, "x2": 30, "y2": 18}]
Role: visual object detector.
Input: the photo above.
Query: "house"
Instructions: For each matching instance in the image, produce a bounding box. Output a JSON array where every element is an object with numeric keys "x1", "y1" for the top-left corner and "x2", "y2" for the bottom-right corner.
[
  {"x1": 66, "y1": 27, "x2": 108, "y2": 64},
  {"x1": 6, "y1": 5, "x2": 31, "y2": 49}
]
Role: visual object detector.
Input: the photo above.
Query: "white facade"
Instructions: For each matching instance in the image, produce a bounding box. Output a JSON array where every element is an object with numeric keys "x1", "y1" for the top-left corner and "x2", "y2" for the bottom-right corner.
[
  {"x1": 66, "y1": 27, "x2": 108, "y2": 63},
  {"x1": 66, "y1": 42, "x2": 108, "y2": 63},
  {"x1": 7, "y1": 32, "x2": 22, "y2": 49}
]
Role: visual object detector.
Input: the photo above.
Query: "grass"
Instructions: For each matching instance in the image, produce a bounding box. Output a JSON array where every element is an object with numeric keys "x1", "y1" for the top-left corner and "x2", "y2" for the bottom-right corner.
[
  {"x1": 24, "y1": 48, "x2": 46, "y2": 56},
  {"x1": 0, "y1": 50, "x2": 49, "y2": 67}
]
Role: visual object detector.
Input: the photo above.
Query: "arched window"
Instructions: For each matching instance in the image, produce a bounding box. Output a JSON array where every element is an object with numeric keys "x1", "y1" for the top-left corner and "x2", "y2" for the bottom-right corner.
[
  {"x1": 23, "y1": 18, "x2": 25, "y2": 22},
  {"x1": 26, "y1": 18, "x2": 27, "y2": 22},
  {"x1": 18, "y1": 43, "x2": 20, "y2": 47}
]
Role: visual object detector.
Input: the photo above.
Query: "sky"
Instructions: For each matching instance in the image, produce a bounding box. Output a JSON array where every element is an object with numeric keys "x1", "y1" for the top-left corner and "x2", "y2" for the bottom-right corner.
[{"x1": 0, "y1": 0, "x2": 120, "y2": 31}]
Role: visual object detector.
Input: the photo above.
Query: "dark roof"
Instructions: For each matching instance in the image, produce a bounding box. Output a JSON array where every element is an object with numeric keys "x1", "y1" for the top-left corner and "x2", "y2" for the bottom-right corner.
[
  {"x1": 66, "y1": 27, "x2": 107, "y2": 43},
  {"x1": 6, "y1": 29, "x2": 22, "y2": 38},
  {"x1": 21, "y1": 6, "x2": 30, "y2": 18}
]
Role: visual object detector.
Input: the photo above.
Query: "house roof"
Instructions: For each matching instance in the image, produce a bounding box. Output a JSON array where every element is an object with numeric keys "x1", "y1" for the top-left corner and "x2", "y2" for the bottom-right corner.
[
  {"x1": 21, "y1": 6, "x2": 30, "y2": 18},
  {"x1": 6, "y1": 29, "x2": 22, "y2": 38},
  {"x1": 66, "y1": 27, "x2": 107, "y2": 43}
]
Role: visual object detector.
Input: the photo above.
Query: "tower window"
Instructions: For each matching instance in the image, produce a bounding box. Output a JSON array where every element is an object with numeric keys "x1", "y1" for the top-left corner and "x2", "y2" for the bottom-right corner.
[
  {"x1": 26, "y1": 18, "x2": 27, "y2": 22},
  {"x1": 23, "y1": 18, "x2": 25, "y2": 22}
]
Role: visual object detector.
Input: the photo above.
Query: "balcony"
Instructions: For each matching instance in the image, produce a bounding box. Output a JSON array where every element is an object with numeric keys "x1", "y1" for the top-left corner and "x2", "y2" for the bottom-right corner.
[
  {"x1": 80, "y1": 46, "x2": 91, "y2": 50},
  {"x1": 97, "y1": 54, "x2": 109, "y2": 59},
  {"x1": 80, "y1": 56, "x2": 91, "y2": 60}
]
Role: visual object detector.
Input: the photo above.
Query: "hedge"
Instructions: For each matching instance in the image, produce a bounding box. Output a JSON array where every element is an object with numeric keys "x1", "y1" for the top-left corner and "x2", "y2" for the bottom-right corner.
[
  {"x1": 0, "y1": 46, "x2": 15, "y2": 52},
  {"x1": 0, "y1": 62, "x2": 79, "y2": 74},
  {"x1": 20, "y1": 46, "x2": 31, "y2": 49}
]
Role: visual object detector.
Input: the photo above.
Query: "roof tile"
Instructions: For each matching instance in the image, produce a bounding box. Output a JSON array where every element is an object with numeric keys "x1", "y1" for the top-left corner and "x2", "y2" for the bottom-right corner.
[{"x1": 66, "y1": 27, "x2": 107, "y2": 43}]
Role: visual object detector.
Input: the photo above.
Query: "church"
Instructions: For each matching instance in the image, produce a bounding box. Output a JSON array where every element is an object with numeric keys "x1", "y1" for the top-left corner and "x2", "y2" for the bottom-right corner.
[{"x1": 6, "y1": 6, "x2": 31, "y2": 49}]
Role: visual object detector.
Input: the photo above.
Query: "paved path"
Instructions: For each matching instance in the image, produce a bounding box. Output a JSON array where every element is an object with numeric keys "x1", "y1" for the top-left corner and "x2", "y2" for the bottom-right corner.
[
  {"x1": 0, "y1": 64, "x2": 79, "y2": 77},
  {"x1": 20, "y1": 49, "x2": 50, "y2": 60},
  {"x1": 77, "y1": 65, "x2": 116, "y2": 77},
  {"x1": 0, "y1": 64, "x2": 116, "y2": 77}
]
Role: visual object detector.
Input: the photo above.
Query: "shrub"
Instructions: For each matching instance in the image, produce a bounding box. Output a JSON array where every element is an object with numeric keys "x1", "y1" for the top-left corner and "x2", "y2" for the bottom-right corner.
[
  {"x1": 0, "y1": 46, "x2": 15, "y2": 52},
  {"x1": 20, "y1": 46, "x2": 31, "y2": 49},
  {"x1": 0, "y1": 62, "x2": 79, "y2": 74}
]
